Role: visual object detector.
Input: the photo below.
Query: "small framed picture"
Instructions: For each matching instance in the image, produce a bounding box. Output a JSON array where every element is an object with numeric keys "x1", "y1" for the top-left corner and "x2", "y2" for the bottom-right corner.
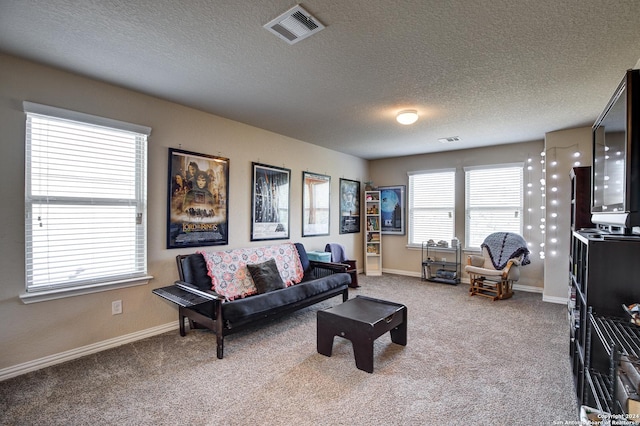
[
  {"x1": 378, "y1": 185, "x2": 405, "y2": 235},
  {"x1": 302, "y1": 171, "x2": 330, "y2": 237},
  {"x1": 251, "y1": 162, "x2": 291, "y2": 241},
  {"x1": 339, "y1": 178, "x2": 360, "y2": 234}
]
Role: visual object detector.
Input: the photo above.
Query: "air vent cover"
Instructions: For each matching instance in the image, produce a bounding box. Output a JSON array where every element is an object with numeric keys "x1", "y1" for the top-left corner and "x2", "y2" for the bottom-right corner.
[
  {"x1": 264, "y1": 5, "x2": 325, "y2": 45},
  {"x1": 438, "y1": 136, "x2": 461, "y2": 143}
]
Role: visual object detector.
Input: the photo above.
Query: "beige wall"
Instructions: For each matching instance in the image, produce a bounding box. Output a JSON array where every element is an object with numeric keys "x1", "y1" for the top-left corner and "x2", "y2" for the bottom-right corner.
[
  {"x1": 0, "y1": 54, "x2": 368, "y2": 372},
  {"x1": 0, "y1": 52, "x2": 593, "y2": 375},
  {"x1": 369, "y1": 131, "x2": 594, "y2": 301},
  {"x1": 369, "y1": 141, "x2": 547, "y2": 290}
]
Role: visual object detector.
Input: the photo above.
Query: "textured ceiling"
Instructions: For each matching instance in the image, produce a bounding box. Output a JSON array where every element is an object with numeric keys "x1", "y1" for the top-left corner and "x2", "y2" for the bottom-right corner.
[{"x1": 1, "y1": 0, "x2": 640, "y2": 160}]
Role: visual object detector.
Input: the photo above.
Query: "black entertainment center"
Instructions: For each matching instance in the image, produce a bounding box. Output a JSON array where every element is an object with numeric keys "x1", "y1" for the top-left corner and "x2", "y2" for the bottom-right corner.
[{"x1": 569, "y1": 69, "x2": 640, "y2": 421}]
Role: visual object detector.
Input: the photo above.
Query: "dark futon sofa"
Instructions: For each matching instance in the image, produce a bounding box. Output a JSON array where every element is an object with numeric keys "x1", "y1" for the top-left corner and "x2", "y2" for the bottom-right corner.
[{"x1": 153, "y1": 243, "x2": 351, "y2": 359}]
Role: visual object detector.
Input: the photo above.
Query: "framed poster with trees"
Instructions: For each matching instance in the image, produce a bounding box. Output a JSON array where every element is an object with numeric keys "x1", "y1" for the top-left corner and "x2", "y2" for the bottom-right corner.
[{"x1": 251, "y1": 162, "x2": 291, "y2": 241}]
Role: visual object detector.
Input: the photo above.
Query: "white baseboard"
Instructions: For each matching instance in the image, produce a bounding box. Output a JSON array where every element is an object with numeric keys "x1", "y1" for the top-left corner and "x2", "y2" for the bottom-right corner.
[
  {"x1": 542, "y1": 294, "x2": 568, "y2": 305},
  {"x1": 382, "y1": 268, "x2": 421, "y2": 278},
  {"x1": 513, "y1": 283, "x2": 543, "y2": 294},
  {"x1": 0, "y1": 321, "x2": 179, "y2": 382},
  {"x1": 380, "y1": 268, "x2": 554, "y2": 298}
]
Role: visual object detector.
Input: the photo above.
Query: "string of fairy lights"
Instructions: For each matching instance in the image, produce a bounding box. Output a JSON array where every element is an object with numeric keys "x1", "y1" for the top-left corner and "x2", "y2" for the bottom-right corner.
[
  {"x1": 524, "y1": 154, "x2": 542, "y2": 259},
  {"x1": 526, "y1": 145, "x2": 584, "y2": 260}
]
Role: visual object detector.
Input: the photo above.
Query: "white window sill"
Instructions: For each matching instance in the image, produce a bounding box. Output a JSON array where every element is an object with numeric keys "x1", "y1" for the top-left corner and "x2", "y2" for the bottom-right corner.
[{"x1": 19, "y1": 276, "x2": 154, "y2": 304}]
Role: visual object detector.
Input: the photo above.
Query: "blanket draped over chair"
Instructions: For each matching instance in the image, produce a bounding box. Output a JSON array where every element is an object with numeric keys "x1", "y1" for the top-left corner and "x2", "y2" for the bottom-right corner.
[
  {"x1": 324, "y1": 243, "x2": 348, "y2": 263},
  {"x1": 198, "y1": 243, "x2": 305, "y2": 301},
  {"x1": 481, "y1": 232, "x2": 531, "y2": 270}
]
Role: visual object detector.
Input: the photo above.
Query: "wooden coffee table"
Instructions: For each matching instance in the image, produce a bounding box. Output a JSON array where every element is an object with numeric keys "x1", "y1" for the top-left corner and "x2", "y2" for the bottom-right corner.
[{"x1": 317, "y1": 295, "x2": 407, "y2": 373}]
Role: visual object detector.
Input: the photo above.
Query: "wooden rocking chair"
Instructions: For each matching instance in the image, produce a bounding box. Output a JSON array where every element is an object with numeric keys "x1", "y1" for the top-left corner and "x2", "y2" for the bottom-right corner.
[{"x1": 466, "y1": 247, "x2": 522, "y2": 300}]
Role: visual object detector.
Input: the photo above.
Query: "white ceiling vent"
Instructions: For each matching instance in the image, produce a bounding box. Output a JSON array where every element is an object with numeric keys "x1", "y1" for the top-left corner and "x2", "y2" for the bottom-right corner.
[
  {"x1": 438, "y1": 136, "x2": 461, "y2": 143},
  {"x1": 264, "y1": 5, "x2": 325, "y2": 45}
]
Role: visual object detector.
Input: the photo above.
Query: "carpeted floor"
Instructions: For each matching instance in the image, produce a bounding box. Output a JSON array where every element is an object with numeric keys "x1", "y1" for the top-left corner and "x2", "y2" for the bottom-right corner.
[{"x1": 0, "y1": 274, "x2": 578, "y2": 425}]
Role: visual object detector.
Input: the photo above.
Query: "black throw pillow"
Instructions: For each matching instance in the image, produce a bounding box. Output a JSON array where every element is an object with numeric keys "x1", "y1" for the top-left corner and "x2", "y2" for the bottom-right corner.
[{"x1": 247, "y1": 259, "x2": 285, "y2": 294}]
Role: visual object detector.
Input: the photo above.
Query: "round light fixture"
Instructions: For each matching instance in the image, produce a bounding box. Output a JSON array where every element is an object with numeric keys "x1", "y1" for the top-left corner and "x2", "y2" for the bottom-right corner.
[{"x1": 396, "y1": 109, "x2": 418, "y2": 125}]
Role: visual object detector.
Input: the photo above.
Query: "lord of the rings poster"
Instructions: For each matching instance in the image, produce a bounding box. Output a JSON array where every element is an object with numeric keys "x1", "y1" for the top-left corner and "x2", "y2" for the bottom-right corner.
[{"x1": 167, "y1": 148, "x2": 229, "y2": 248}]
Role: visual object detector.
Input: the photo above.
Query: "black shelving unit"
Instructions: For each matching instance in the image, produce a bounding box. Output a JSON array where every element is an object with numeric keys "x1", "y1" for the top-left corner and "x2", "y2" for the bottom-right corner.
[
  {"x1": 585, "y1": 312, "x2": 640, "y2": 415},
  {"x1": 570, "y1": 166, "x2": 594, "y2": 233},
  {"x1": 421, "y1": 242, "x2": 461, "y2": 285},
  {"x1": 570, "y1": 231, "x2": 640, "y2": 417},
  {"x1": 567, "y1": 166, "x2": 602, "y2": 409}
]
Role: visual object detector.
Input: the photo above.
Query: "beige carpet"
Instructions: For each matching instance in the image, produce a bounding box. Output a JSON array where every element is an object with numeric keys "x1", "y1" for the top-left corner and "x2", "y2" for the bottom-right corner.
[{"x1": 0, "y1": 274, "x2": 577, "y2": 425}]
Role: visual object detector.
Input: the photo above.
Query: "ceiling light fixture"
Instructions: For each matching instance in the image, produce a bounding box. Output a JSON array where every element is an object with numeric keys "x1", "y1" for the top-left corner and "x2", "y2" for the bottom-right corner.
[{"x1": 396, "y1": 110, "x2": 418, "y2": 125}]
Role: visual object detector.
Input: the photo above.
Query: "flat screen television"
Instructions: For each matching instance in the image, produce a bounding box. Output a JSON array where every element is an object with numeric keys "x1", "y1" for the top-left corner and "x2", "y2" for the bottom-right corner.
[{"x1": 591, "y1": 69, "x2": 640, "y2": 233}]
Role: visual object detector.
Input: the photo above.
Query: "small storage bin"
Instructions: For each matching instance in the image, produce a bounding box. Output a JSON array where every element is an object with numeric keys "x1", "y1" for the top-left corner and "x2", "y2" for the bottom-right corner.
[{"x1": 307, "y1": 251, "x2": 332, "y2": 262}]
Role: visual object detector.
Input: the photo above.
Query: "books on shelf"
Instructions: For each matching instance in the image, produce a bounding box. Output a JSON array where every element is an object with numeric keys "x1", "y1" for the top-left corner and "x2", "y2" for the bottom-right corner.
[{"x1": 366, "y1": 243, "x2": 379, "y2": 254}]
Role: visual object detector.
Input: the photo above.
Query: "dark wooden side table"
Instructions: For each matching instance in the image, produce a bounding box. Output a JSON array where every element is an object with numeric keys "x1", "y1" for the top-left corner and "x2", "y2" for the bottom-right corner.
[
  {"x1": 317, "y1": 295, "x2": 407, "y2": 373},
  {"x1": 344, "y1": 260, "x2": 359, "y2": 288}
]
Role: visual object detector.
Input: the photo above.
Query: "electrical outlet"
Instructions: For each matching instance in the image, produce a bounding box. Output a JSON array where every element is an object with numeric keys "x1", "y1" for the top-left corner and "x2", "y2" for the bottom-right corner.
[{"x1": 112, "y1": 300, "x2": 122, "y2": 315}]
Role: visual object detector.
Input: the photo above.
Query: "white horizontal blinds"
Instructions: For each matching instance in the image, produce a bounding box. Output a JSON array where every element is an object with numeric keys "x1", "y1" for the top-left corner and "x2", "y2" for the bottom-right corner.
[
  {"x1": 465, "y1": 164, "x2": 523, "y2": 249},
  {"x1": 408, "y1": 169, "x2": 455, "y2": 245},
  {"x1": 25, "y1": 105, "x2": 148, "y2": 291}
]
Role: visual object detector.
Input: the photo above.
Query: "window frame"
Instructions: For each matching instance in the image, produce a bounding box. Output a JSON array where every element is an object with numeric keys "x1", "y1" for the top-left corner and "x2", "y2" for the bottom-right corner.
[
  {"x1": 407, "y1": 168, "x2": 456, "y2": 247},
  {"x1": 21, "y1": 102, "x2": 152, "y2": 304},
  {"x1": 464, "y1": 163, "x2": 524, "y2": 250}
]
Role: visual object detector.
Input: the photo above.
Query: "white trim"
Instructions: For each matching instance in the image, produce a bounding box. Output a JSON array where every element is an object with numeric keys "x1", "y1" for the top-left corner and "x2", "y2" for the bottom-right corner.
[
  {"x1": 381, "y1": 268, "x2": 547, "y2": 296},
  {"x1": 0, "y1": 321, "x2": 178, "y2": 382},
  {"x1": 407, "y1": 167, "x2": 456, "y2": 176},
  {"x1": 382, "y1": 268, "x2": 422, "y2": 277},
  {"x1": 542, "y1": 294, "x2": 568, "y2": 305},
  {"x1": 20, "y1": 276, "x2": 154, "y2": 304},
  {"x1": 463, "y1": 162, "x2": 524, "y2": 172},
  {"x1": 23, "y1": 101, "x2": 151, "y2": 135},
  {"x1": 513, "y1": 283, "x2": 543, "y2": 293}
]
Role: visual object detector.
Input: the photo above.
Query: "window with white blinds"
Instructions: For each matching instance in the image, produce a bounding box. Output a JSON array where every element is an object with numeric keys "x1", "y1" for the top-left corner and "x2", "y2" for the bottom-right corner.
[
  {"x1": 24, "y1": 102, "x2": 150, "y2": 294},
  {"x1": 464, "y1": 164, "x2": 523, "y2": 249},
  {"x1": 408, "y1": 169, "x2": 455, "y2": 245}
]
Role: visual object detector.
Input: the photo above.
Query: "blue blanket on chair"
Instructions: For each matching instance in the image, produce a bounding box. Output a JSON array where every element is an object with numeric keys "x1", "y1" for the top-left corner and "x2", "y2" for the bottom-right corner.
[
  {"x1": 481, "y1": 232, "x2": 531, "y2": 270},
  {"x1": 325, "y1": 243, "x2": 348, "y2": 263}
]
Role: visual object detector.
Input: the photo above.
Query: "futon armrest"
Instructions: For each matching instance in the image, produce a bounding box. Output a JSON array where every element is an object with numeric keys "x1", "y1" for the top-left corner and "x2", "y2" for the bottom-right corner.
[
  {"x1": 175, "y1": 281, "x2": 225, "y2": 301},
  {"x1": 309, "y1": 260, "x2": 349, "y2": 274}
]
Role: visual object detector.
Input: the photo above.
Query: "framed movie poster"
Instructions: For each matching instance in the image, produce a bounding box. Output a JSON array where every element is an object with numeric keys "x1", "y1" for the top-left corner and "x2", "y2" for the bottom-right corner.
[
  {"x1": 339, "y1": 178, "x2": 360, "y2": 234},
  {"x1": 167, "y1": 148, "x2": 229, "y2": 248},
  {"x1": 302, "y1": 171, "x2": 330, "y2": 237},
  {"x1": 251, "y1": 162, "x2": 290, "y2": 241},
  {"x1": 379, "y1": 185, "x2": 406, "y2": 235}
]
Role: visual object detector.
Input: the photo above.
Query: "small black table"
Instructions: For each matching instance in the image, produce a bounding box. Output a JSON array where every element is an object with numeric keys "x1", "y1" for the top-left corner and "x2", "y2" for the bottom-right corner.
[{"x1": 317, "y1": 295, "x2": 407, "y2": 373}]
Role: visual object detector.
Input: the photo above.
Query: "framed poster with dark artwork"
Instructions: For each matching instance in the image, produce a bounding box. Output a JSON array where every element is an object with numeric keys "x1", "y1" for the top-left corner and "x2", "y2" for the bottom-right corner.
[
  {"x1": 379, "y1": 185, "x2": 406, "y2": 235},
  {"x1": 251, "y1": 162, "x2": 291, "y2": 241},
  {"x1": 302, "y1": 171, "x2": 330, "y2": 237},
  {"x1": 167, "y1": 148, "x2": 229, "y2": 248},
  {"x1": 339, "y1": 178, "x2": 360, "y2": 234}
]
